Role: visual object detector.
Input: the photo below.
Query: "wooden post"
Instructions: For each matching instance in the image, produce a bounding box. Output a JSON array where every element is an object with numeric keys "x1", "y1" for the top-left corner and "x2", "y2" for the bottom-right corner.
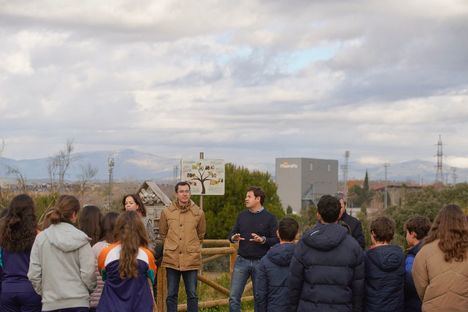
[{"x1": 157, "y1": 267, "x2": 167, "y2": 312}]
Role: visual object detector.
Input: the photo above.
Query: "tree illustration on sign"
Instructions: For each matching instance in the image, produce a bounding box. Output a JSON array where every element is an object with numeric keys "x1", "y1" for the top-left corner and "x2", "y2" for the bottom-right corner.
[{"x1": 187, "y1": 162, "x2": 217, "y2": 194}]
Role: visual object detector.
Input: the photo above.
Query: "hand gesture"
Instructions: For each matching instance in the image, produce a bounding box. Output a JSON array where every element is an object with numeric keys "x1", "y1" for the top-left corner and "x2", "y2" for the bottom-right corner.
[
  {"x1": 231, "y1": 233, "x2": 244, "y2": 242},
  {"x1": 250, "y1": 233, "x2": 266, "y2": 244}
]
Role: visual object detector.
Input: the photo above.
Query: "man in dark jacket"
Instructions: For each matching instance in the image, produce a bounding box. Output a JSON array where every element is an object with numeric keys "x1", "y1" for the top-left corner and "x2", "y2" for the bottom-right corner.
[
  {"x1": 337, "y1": 194, "x2": 365, "y2": 249},
  {"x1": 288, "y1": 195, "x2": 364, "y2": 312},
  {"x1": 365, "y1": 216, "x2": 404, "y2": 312},
  {"x1": 228, "y1": 186, "x2": 279, "y2": 312},
  {"x1": 403, "y1": 216, "x2": 431, "y2": 312},
  {"x1": 255, "y1": 217, "x2": 299, "y2": 312}
]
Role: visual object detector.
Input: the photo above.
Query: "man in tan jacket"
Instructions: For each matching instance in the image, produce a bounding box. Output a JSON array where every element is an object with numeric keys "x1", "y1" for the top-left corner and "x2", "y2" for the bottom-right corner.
[{"x1": 159, "y1": 181, "x2": 206, "y2": 312}]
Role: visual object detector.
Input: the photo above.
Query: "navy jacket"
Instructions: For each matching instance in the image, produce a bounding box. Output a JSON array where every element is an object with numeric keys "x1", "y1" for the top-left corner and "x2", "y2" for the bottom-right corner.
[
  {"x1": 288, "y1": 223, "x2": 365, "y2": 312},
  {"x1": 404, "y1": 243, "x2": 423, "y2": 312},
  {"x1": 341, "y1": 212, "x2": 365, "y2": 249},
  {"x1": 255, "y1": 243, "x2": 295, "y2": 312},
  {"x1": 365, "y1": 245, "x2": 405, "y2": 312}
]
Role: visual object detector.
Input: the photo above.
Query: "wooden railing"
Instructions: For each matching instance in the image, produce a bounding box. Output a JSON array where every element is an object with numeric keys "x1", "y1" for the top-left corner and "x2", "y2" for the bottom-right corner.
[{"x1": 156, "y1": 239, "x2": 254, "y2": 312}]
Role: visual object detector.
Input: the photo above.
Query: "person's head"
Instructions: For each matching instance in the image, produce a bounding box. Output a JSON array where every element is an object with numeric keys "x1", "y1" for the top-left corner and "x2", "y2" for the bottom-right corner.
[
  {"x1": 245, "y1": 186, "x2": 265, "y2": 209},
  {"x1": 317, "y1": 195, "x2": 341, "y2": 223},
  {"x1": 370, "y1": 216, "x2": 395, "y2": 244},
  {"x1": 425, "y1": 204, "x2": 467, "y2": 262},
  {"x1": 46, "y1": 195, "x2": 81, "y2": 225},
  {"x1": 175, "y1": 181, "x2": 191, "y2": 205},
  {"x1": 114, "y1": 211, "x2": 149, "y2": 279},
  {"x1": 335, "y1": 192, "x2": 347, "y2": 217},
  {"x1": 0, "y1": 194, "x2": 37, "y2": 252},
  {"x1": 101, "y1": 212, "x2": 119, "y2": 244},
  {"x1": 122, "y1": 194, "x2": 146, "y2": 217},
  {"x1": 79, "y1": 205, "x2": 103, "y2": 246},
  {"x1": 277, "y1": 217, "x2": 299, "y2": 242},
  {"x1": 404, "y1": 216, "x2": 431, "y2": 247}
]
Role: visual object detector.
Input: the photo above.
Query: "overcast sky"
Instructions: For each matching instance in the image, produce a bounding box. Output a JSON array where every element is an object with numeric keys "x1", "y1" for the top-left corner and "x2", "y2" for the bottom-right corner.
[{"x1": 1, "y1": 0, "x2": 467, "y2": 170}]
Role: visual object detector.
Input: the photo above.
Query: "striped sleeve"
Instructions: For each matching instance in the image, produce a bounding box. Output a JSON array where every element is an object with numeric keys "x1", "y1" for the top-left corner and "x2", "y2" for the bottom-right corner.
[{"x1": 142, "y1": 247, "x2": 157, "y2": 285}]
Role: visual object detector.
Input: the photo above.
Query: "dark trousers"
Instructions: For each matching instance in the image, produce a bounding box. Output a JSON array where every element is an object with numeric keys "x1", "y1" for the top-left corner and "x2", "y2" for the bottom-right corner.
[
  {"x1": 0, "y1": 291, "x2": 42, "y2": 312},
  {"x1": 166, "y1": 268, "x2": 198, "y2": 312}
]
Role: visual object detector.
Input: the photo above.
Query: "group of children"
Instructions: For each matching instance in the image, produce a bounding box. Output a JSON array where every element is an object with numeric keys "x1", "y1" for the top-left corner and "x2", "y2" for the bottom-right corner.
[
  {"x1": 0, "y1": 193, "x2": 156, "y2": 312},
  {"x1": 254, "y1": 195, "x2": 466, "y2": 312},
  {"x1": 0, "y1": 192, "x2": 466, "y2": 312}
]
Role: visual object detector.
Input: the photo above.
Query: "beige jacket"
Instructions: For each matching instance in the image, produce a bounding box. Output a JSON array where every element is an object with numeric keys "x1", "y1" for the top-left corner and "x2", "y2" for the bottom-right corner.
[
  {"x1": 412, "y1": 239, "x2": 468, "y2": 312},
  {"x1": 159, "y1": 200, "x2": 206, "y2": 271}
]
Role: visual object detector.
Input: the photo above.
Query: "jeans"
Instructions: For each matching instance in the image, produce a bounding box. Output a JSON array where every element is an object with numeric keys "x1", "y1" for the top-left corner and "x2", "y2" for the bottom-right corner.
[
  {"x1": 166, "y1": 268, "x2": 198, "y2": 312},
  {"x1": 229, "y1": 256, "x2": 260, "y2": 312}
]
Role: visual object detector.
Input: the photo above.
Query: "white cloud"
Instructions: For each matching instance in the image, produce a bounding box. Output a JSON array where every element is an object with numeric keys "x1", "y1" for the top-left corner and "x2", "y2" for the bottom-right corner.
[{"x1": 0, "y1": 0, "x2": 467, "y2": 170}]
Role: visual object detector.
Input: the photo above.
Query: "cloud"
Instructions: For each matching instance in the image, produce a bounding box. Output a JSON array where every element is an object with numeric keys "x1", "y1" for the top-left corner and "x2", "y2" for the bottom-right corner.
[{"x1": 0, "y1": 0, "x2": 467, "y2": 172}]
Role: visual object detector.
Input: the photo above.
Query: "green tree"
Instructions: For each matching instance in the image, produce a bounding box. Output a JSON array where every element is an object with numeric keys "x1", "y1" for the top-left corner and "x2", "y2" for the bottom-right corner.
[{"x1": 193, "y1": 163, "x2": 285, "y2": 239}]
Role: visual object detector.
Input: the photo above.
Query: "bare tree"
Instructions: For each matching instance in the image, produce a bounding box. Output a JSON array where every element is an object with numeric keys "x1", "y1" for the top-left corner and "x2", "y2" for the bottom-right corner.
[
  {"x1": 78, "y1": 163, "x2": 98, "y2": 202},
  {"x1": 0, "y1": 139, "x2": 5, "y2": 200},
  {"x1": 50, "y1": 139, "x2": 75, "y2": 193},
  {"x1": 6, "y1": 165, "x2": 27, "y2": 193}
]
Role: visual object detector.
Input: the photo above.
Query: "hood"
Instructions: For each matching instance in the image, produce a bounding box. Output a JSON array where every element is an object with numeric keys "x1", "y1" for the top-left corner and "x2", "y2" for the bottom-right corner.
[
  {"x1": 367, "y1": 245, "x2": 404, "y2": 272},
  {"x1": 303, "y1": 223, "x2": 348, "y2": 251},
  {"x1": 266, "y1": 243, "x2": 295, "y2": 267},
  {"x1": 45, "y1": 222, "x2": 91, "y2": 252}
]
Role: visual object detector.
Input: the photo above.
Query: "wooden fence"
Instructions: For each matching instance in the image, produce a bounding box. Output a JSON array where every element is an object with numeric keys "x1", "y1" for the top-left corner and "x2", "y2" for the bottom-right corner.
[{"x1": 156, "y1": 239, "x2": 254, "y2": 312}]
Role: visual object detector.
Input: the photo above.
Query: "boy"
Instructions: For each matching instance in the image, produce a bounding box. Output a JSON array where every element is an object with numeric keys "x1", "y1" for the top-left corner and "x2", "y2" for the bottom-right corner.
[
  {"x1": 403, "y1": 216, "x2": 431, "y2": 312},
  {"x1": 255, "y1": 217, "x2": 299, "y2": 312},
  {"x1": 365, "y1": 216, "x2": 405, "y2": 312},
  {"x1": 288, "y1": 195, "x2": 364, "y2": 311}
]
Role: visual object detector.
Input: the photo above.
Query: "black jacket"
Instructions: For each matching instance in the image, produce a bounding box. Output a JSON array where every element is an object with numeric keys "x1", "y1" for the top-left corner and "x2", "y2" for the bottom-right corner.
[
  {"x1": 341, "y1": 212, "x2": 365, "y2": 249},
  {"x1": 365, "y1": 245, "x2": 405, "y2": 312},
  {"x1": 288, "y1": 223, "x2": 365, "y2": 312},
  {"x1": 255, "y1": 243, "x2": 295, "y2": 312}
]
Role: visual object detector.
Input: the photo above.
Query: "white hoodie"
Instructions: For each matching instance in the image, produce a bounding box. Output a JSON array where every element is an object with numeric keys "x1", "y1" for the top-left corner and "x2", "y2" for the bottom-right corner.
[{"x1": 28, "y1": 222, "x2": 97, "y2": 311}]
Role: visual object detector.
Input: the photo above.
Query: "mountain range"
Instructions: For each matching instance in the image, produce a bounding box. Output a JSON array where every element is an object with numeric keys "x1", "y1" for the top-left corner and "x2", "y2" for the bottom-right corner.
[{"x1": 0, "y1": 149, "x2": 467, "y2": 184}]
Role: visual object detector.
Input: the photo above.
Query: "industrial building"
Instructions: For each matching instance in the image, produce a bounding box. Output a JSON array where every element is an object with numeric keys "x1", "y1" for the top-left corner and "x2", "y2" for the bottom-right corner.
[{"x1": 275, "y1": 157, "x2": 338, "y2": 213}]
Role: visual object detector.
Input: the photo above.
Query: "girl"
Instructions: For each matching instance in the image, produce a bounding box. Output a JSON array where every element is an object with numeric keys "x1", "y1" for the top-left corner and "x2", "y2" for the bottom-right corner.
[
  {"x1": 413, "y1": 204, "x2": 468, "y2": 312},
  {"x1": 0, "y1": 194, "x2": 42, "y2": 312},
  {"x1": 122, "y1": 194, "x2": 156, "y2": 250},
  {"x1": 90, "y1": 212, "x2": 118, "y2": 312},
  {"x1": 97, "y1": 211, "x2": 156, "y2": 312},
  {"x1": 28, "y1": 195, "x2": 97, "y2": 312},
  {"x1": 79, "y1": 205, "x2": 103, "y2": 246}
]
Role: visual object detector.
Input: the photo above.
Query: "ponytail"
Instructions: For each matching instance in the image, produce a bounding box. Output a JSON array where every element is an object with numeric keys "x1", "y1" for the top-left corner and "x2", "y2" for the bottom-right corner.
[{"x1": 46, "y1": 195, "x2": 80, "y2": 225}]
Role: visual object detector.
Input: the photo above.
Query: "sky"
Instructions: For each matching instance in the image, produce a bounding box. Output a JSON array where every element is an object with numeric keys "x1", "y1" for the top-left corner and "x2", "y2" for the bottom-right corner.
[{"x1": 1, "y1": 0, "x2": 468, "y2": 170}]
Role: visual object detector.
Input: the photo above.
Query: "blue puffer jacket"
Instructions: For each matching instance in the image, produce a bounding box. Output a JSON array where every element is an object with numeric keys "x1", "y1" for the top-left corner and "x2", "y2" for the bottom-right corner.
[
  {"x1": 288, "y1": 223, "x2": 365, "y2": 312},
  {"x1": 404, "y1": 243, "x2": 423, "y2": 312},
  {"x1": 365, "y1": 245, "x2": 405, "y2": 312},
  {"x1": 255, "y1": 243, "x2": 295, "y2": 312}
]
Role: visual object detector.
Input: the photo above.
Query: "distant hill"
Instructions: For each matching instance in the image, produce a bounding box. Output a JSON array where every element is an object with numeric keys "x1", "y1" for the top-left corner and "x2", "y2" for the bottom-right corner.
[
  {"x1": 1, "y1": 149, "x2": 467, "y2": 184},
  {"x1": 0, "y1": 149, "x2": 180, "y2": 182}
]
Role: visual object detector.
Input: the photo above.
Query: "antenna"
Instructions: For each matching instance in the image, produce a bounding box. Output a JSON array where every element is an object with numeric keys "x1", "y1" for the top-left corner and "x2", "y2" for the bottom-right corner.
[
  {"x1": 107, "y1": 154, "x2": 115, "y2": 210},
  {"x1": 342, "y1": 150, "x2": 350, "y2": 199},
  {"x1": 451, "y1": 167, "x2": 457, "y2": 185},
  {"x1": 435, "y1": 135, "x2": 444, "y2": 184},
  {"x1": 384, "y1": 163, "x2": 390, "y2": 209}
]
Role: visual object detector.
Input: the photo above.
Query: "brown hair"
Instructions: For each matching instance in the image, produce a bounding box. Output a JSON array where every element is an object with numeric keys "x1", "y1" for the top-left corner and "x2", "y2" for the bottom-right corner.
[
  {"x1": 404, "y1": 216, "x2": 431, "y2": 240},
  {"x1": 101, "y1": 212, "x2": 119, "y2": 243},
  {"x1": 79, "y1": 205, "x2": 103, "y2": 246},
  {"x1": 424, "y1": 204, "x2": 467, "y2": 262},
  {"x1": 114, "y1": 211, "x2": 149, "y2": 279},
  {"x1": 370, "y1": 216, "x2": 395, "y2": 243},
  {"x1": 0, "y1": 194, "x2": 37, "y2": 252},
  {"x1": 247, "y1": 186, "x2": 265, "y2": 205},
  {"x1": 46, "y1": 195, "x2": 81, "y2": 225},
  {"x1": 122, "y1": 194, "x2": 146, "y2": 217}
]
